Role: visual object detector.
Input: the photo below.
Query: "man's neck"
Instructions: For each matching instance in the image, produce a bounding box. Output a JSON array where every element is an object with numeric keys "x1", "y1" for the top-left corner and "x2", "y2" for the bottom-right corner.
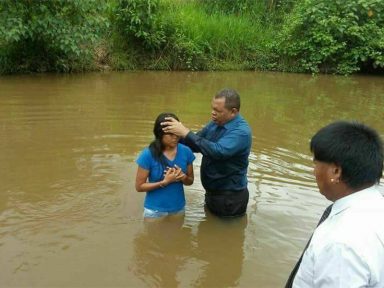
[{"x1": 332, "y1": 183, "x2": 375, "y2": 202}]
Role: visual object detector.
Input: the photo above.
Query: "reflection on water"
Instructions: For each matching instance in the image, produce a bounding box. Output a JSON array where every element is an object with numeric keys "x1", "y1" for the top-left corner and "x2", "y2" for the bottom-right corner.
[
  {"x1": 132, "y1": 216, "x2": 192, "y2": 287},
  {"x1": 193, "y1": 211, "x2": 247, "y2": 287},
  {"x1": 131, "y1": 211, "x2": 247, "y2": 287},
  {"x1": 0, "y1": 71, "x2": 384, "y2": 287}
]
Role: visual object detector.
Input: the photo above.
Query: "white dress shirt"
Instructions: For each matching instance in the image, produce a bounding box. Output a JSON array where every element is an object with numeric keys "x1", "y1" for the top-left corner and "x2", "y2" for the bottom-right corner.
[{"x1": 293, "y1": 186, "x2": 384, "y2": 288}]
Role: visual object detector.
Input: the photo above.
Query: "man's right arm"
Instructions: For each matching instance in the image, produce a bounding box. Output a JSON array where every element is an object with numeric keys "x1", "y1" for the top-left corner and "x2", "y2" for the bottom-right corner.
[
  {"x1": 184, "y1": 127, "x2": 250, "y2": 160},
  {"x1": 181, "y1": 126, "x2": 208, "y2": 153}
]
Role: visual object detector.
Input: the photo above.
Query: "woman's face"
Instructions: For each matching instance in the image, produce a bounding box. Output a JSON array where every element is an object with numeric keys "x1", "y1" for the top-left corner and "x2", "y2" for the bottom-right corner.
[{"x1": 161, "y1": 133, "x2": 179, "y2": 148}]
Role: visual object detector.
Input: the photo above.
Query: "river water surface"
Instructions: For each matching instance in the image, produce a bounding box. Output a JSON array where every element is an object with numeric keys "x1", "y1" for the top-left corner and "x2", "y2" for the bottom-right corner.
[{"x1": 0, "y1": 71, "x2": 383, "y2": 287}]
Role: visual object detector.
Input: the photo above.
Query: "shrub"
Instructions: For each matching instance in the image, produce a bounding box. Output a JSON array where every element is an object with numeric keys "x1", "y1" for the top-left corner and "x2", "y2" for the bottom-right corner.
[
  {"x1": 112, "y1": 0, "x2": 166, "y2": 50},
  {"x1": 0, "y1": 0, "x2": 108, "y2": 73},
  {"x1": 278, "y1": 0, "x2": 384, "y2": 74}
]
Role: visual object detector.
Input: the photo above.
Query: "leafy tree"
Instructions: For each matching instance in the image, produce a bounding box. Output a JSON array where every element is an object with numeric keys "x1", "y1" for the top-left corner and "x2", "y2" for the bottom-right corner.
[
  {"x1": 278, "y1": 0, "x2": 384, "y2": 74},
  {"x1": 112, "y1": 0, "x2": 166, "y2": 50},
  {"x1": 0, "y1": 0, "x2": 108, "y2": 73}
]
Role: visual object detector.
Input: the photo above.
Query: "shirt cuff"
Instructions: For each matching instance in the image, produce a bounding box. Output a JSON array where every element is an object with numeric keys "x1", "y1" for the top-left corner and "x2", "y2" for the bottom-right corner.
[{"x1": 185, "y1": 131, "x2": 198, "y2": 143}]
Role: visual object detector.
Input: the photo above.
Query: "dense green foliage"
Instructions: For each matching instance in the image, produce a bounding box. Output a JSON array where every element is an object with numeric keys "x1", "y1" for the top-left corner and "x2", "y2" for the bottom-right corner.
[
  {"x1": 278, "y1": 0, "x2": 384, "y2": 74},
  {"x1": 0, "y1": 0, "x2": 383, "y2": 74},
  {"x1": 110, "y1": 0, "x2": 274, "y2": 71},
  {"x1": 113, "y1": 0, "x2": 165, "y2": 50},
  {"x1": 0, "y1": 0, "x2": 107, "y2": 73},
  {"x1": 199, "y1": 0, "x2": 267, "y2": 16}
]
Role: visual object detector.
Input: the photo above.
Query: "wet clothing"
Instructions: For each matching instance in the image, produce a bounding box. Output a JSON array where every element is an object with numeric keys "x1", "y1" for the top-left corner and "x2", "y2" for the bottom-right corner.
[
  {"x1": 205, "y1": 188, "x2": 249, "y2": 217},
  {"x1": 136, "y1": 143, "x2": 195, "y2": 213},
  {"x1": 183, "y1": 114, "x2": 252, "y2": 217},
  {"x1": 143, "y1": 207, "x2": 185, "y2": 218}
]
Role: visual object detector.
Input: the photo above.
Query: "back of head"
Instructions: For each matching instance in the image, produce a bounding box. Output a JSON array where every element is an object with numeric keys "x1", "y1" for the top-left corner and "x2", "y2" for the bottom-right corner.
[
  {"x1": 310, "y1": 121, "x2": 383, "y2": 190},
  {"x1": 215, "y1": 88, "x2": 240, "y2": 111}
]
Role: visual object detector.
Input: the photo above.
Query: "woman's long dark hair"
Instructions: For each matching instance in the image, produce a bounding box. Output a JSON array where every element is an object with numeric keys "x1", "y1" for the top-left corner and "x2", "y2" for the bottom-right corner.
[{"x1": 149, "y1": 112, "x2": 179, "y2": 167}]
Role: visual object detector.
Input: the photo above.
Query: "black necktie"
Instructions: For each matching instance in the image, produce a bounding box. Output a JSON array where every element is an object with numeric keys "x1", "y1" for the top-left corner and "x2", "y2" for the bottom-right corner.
[{"x1": 285, "y1": 204, "x2": 333, "y2": 288}]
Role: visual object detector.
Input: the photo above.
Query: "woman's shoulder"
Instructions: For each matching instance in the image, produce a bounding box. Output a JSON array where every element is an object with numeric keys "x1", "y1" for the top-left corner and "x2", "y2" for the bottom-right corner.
[
  {"x1": 177, "y1": 143, "x2": 195, "y2": 163},
  {"x1": 177, "y1": 143, "x2": 193, "y2": 154},
  {"x1": 137, "y1": 147, "x2": 152, "y2": 159}
]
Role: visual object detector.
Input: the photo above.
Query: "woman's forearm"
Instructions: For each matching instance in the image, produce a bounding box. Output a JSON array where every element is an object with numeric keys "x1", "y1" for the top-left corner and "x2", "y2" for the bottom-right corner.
[
  {"x1": 182, "y1": 176, "x2": 194, "y2": 186},
  {"x1": 136, "y1": 180, "x2": 168, "y2": 192}
]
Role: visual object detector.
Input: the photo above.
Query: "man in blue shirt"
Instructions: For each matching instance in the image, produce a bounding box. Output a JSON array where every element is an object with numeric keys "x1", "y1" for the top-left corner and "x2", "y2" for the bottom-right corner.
[{"x1": 162, "y1": 88, "x2": 252, "y2": 217}]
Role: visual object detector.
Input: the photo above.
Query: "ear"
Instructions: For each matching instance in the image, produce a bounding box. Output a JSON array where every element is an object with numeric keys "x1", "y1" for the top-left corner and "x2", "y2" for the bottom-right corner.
[
  {"x1": 231, "y1": 108, "x2": 238, "y2": 116},
  {"x1": 330, "y1": 163, "x2": 342, "y2": 182}
]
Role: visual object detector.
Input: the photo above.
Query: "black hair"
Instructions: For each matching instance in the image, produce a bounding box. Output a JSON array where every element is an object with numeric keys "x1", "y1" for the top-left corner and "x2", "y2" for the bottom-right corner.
[
  {"x1": 149, "y1": 112, "x2": 179, "y2": 167},
  {"x1": 215, "y1": 88, "x2": 240, "y2": 111},
  {"x1": 310, "y1": 121, "x2": 383, "y2": 190}
]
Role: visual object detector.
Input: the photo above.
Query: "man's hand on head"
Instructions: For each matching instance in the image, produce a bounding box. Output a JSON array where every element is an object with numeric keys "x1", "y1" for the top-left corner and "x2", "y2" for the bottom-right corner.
[{"x1": 161, "y1": 117, "x2": 190, "y2": 138}]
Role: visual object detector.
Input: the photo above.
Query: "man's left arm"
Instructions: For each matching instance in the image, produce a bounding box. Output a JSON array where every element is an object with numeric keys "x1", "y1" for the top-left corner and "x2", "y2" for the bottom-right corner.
[{"x1": 214, "y1": 128, "x2": 251, "y2": 159}]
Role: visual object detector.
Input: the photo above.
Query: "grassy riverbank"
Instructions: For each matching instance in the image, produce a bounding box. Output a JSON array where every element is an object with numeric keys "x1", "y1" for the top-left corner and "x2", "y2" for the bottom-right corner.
[{"x1": 0, "y1": 0, "x2": 383, "y2": 75}]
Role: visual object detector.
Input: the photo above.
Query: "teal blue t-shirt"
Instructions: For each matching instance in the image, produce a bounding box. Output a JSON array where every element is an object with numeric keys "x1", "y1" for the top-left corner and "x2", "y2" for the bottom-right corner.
[{"x1": 136, "y1": 143, "x2": 195, "y2": 212}]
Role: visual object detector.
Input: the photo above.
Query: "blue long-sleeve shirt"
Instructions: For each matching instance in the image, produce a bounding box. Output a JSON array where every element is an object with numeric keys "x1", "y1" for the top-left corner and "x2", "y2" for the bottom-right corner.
[{"x1": 183, "y1": 114, "x2": 252, "y2": 192}]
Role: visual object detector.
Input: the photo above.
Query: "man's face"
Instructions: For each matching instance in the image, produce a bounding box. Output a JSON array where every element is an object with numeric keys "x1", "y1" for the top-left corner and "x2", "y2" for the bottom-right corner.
[
  {"x1": 211, "y1": 97, "x2": 236, "y2": 126},
  {"x1": 313, "y1": 160, "x2": 337, "y2": 201}
]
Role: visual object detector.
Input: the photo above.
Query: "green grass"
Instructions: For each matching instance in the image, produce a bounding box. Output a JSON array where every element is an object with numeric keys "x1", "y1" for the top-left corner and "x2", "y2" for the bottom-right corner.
[{"x1": 152, "y1": 0, "x2": 277, "y2": 70}]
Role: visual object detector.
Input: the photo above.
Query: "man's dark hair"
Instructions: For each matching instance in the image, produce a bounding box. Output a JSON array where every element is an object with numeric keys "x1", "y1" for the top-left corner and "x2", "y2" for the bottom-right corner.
[
  {"x1": 310, "y1": 121, "x2": 383, "y2": 190},
  {"x1": 149, "y1": 112, "x2": 179, "y2": 167},
  {"x1": 215, "y1": 88, "x2": 240, "y2": 111}
]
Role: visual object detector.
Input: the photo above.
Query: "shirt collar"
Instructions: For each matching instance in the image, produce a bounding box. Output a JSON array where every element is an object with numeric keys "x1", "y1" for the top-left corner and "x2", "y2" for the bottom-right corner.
[
  {"x1": 223, "y1": 114, "x2": 241, "y2": 129},
  {"x1": 330, "y1": 185, "x2": 382, "y2": 217}
]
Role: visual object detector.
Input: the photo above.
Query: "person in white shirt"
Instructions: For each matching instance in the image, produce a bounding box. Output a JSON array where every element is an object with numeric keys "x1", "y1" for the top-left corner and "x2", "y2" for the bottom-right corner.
[{"x1": 286, "y1": 121, "x2": 384, "y2": 288}]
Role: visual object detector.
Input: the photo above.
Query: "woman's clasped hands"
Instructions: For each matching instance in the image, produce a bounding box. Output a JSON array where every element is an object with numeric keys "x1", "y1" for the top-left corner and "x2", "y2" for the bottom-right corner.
[{"x1": 162, "y1": 164, "x2": 186, "y2": 186}]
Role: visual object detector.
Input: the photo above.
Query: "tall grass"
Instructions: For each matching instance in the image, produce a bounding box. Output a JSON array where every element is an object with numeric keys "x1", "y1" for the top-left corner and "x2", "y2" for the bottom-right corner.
[{"x1": 147, "y1": 0, "x2": 277, "y2": 70}]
